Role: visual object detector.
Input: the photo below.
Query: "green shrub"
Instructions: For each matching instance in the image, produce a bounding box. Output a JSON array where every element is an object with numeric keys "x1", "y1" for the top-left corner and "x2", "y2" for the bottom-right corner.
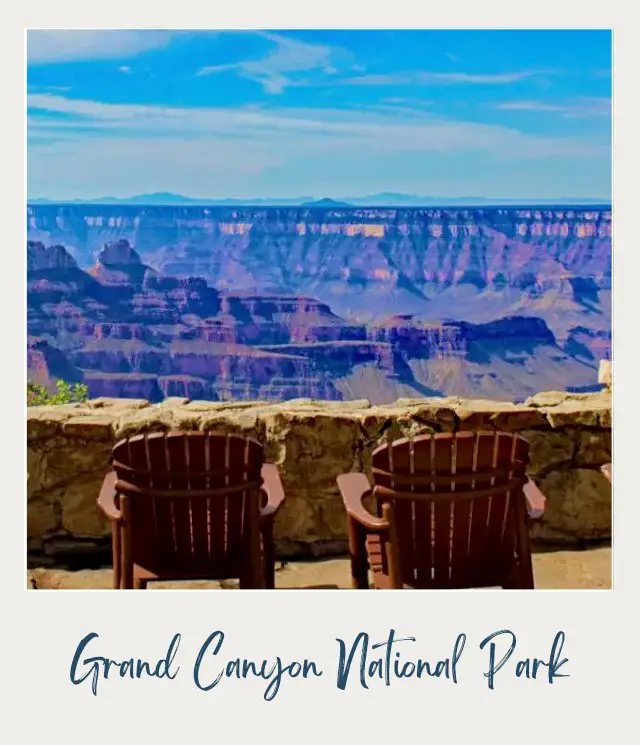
[{"x1": 27, "y1": 380, "x2": 89, "y2": 406}]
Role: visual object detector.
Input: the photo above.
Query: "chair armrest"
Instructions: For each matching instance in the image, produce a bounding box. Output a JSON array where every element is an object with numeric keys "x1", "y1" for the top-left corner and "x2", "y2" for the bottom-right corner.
[
  {"x1": 260, "y1": 463, "x2": 286, "y2": 519},
  {"x1": 601, "y1": 463, "x2": 612, "y2": 484},
  {"x1": 523, "y1": 477, "x2": 546, "y2": 520},
  {"x1": 337, "y1": 473, "x2": 388, "y2": 531},
  {"x1": 97, "y1": 471, "x2": 122, "y2": 521}
]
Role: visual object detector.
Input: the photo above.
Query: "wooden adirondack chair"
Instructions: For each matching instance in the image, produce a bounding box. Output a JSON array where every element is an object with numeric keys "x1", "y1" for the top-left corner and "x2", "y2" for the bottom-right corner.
[
  {"x1": 97, "y1": 431, "x2": 286, "y2": 589},
  {"x1": 338, "y1": 431, "x2": 546, "y2": 590}
]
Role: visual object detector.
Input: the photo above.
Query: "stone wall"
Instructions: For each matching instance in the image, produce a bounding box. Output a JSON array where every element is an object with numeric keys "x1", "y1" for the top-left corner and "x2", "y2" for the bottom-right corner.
[{"x1": 27, "y1": 390, "x2": 612, "y2": 559}]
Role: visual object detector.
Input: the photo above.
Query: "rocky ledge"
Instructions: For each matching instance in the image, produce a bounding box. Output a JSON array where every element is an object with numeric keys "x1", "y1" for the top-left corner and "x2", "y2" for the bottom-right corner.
[{"x1": 27, "y1": 390, "x2": 612, "y2": 559}]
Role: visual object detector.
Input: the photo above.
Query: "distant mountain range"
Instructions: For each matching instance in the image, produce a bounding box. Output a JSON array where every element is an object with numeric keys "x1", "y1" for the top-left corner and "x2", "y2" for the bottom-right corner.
[
  {"x1": 300, "y1": 198, "x2": 354, "y2": 208},
  {"x1": 27, "y1": 192, "x2": 611, "y2": 208}
]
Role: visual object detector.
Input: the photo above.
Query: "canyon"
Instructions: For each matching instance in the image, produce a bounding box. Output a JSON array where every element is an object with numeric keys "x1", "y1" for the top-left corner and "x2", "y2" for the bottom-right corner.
[{"x1": 27, "y1": 205, "x2": 612, "y2": 403}]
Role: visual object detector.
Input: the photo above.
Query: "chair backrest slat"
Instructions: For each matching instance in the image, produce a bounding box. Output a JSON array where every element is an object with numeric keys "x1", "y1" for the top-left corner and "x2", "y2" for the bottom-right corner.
[
  {"x1": 431, "y1": 436, "x2": 455, "y2": 585},
  {"x1": 371, "y1": 431, "x2": 530, "y2": 589},
  {"x1": 226, "y1": 437, "x2": 252, "y2": 568},
  {"x1": 186, "y1": 433, "x2": 211, "y2": 565},
  {"x1": 449, "y1": 433, "x2": 476, "y2": 585},
  {"x1": 484, "y1": 435, "x2": 528, "y2": 578},
  {"x1": 465, "y1": 433, "x2": 497, "y2": 583},
  {"x1": 111, "y1": 432, "x2": 264, "y2": 577}
]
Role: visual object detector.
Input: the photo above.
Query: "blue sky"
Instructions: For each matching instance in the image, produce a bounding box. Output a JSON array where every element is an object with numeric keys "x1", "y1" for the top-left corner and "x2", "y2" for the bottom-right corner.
[{"x1": 27, "y1": 30, "x2": 612, "y2": 200}]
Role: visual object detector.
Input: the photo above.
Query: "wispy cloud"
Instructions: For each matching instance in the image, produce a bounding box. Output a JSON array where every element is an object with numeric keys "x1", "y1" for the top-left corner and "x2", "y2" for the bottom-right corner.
[
  {"x1": 496, "y1": 98, "x2": 611, "y2": 118},
  {"x1": 335, "y1": 73, "x2": 410, "y2": 86},
  {"x1": 422, "y1": 71, "x2": 538, "y2": 84},
  {"x1": 28, "y1": 85, "x2": 72, "y2": 93},
  {"x1": 197, "y1": 31, "x2": 340, "y2": 94},
  {"x1": 332, "y1": 70, "x2": 542, "y2": 87},
  {"x1": 497, "y1": 101, "x2": 567, "y2": 113},
  {"x1": 349, "y1": 97, "x2": 434, "y2": 118},
  {"x1": 27, "y1": 30, "x2": 176, "y2": 64},
  {"x1": 28, "y1": 92, "x2": 607, "y2": 162}
]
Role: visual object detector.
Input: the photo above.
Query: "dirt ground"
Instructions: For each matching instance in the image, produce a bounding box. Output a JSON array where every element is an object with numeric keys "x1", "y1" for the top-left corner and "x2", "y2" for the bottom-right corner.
[{"x1": 28, "y1": 547, "x2": 612, "y2": 590}]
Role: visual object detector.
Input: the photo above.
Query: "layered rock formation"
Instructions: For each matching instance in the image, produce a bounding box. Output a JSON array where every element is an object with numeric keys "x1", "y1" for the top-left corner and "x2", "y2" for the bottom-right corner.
[
  {"x1": 27, "y1": 390, "x2": 612, "y2": 560},
  {"x1": 27, "y1": 203, "x2": 611, "y2": 402},
  {"x1": 28, "y1": 240, "x2": 367, "y2": 401},
  {"x1": 27, "y1": 204, "x2": 611, "y2": 280},
  {"x1": 26, "y1": 204, "x2": 611, "y2": 322}
]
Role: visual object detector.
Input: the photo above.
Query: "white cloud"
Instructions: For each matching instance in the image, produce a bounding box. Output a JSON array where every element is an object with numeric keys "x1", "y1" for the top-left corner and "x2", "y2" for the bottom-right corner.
[
  {"x1": 196, "y1": 35, "x2": 541, "y2": 93},
  {"x1": 336, "y1": 73, "x2": 411, "y2": 86},
  {"x1": 326, "y1": 69, "x2": 542, "y2": 88},
  {"x1": 27, "y1": 30, "x2": 175, "y2": 64},
  {"x1": 28, "y1": 92, "x2": 608, "y2": 162},
  {"x1": 198, "y1": 31, "x2": 339, "y2": 94},
  {"x1": 497, "y1": 101, "x2": 567, "y2": 112},
  {"x1": 420, "y1": 71, "x2": 538, "y2": 84},
  {"x1": 496, "y1": 98, "x2": 611, "y2": 118}
]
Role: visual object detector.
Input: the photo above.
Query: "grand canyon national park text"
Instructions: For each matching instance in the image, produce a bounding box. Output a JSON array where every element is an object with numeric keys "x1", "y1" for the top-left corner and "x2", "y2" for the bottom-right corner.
[{"x1": 69, "y1": 629, "x2": 569, "y2": 700}]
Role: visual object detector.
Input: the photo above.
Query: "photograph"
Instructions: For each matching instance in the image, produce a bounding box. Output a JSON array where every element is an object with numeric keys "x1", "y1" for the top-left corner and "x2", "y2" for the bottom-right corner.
[{"x1": 25, "y1": 28, "x2": 612, "y2": 591}]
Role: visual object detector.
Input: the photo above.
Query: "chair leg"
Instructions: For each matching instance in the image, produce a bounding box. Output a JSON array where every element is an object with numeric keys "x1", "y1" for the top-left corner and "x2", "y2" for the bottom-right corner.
[
  {"x1": 239, "y1": 562, "x2": 265, "y2": 589},
  {"x1": 240, "y1": 517, "x2": 267, "y2": 589},
  {"x1": 261, "y1": 522, "x2": 276, "y2": 589},
  {"x1": 120, "y1": 495, "x2": 133, "y2": 589},
  {"x1": 239, "y1": 564, "x2": 249, "y2": 589},
  {"x1": 502, "y1": 559, "x2": 534, "y2": 589},
  {"x1": 505, "y1": 499, "x2": 535, "y2": 589},
  {"x1": 502, "y1": 565, "x2": 520, "y2": 589},
  {"x1": 383, "y1": 506, "x2": 403, "y2": 589},
  {"x1": 121, "y1": 572, "x2": 133, "y2": 589},
  {"x1": 348, "y1": 517, "x2": 369, "y2": 589},
  {"x1": 133, "y1": 578, "x2": 148, "y2": 590},
  {"x1": 111, "y1": 522, "x2": 121, "y2": 590},
  {"x1": 518, "y1": 558, "x2": 535, "y2": 589},
  {"x1": 121, "y1": 568, "x2": 134, "y2": 589}
]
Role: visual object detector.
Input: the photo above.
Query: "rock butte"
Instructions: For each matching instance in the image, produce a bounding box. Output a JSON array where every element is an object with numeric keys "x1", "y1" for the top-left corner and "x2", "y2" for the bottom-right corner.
[{"x1": 27, "y1": 389, "x2": 611, "y2": 559}]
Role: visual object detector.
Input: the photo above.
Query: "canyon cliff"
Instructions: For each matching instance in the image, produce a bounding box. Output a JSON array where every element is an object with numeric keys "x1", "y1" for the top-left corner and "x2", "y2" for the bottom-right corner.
[{"x1": 26, "y1": 205, "x2": 611, "y2": 403}]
